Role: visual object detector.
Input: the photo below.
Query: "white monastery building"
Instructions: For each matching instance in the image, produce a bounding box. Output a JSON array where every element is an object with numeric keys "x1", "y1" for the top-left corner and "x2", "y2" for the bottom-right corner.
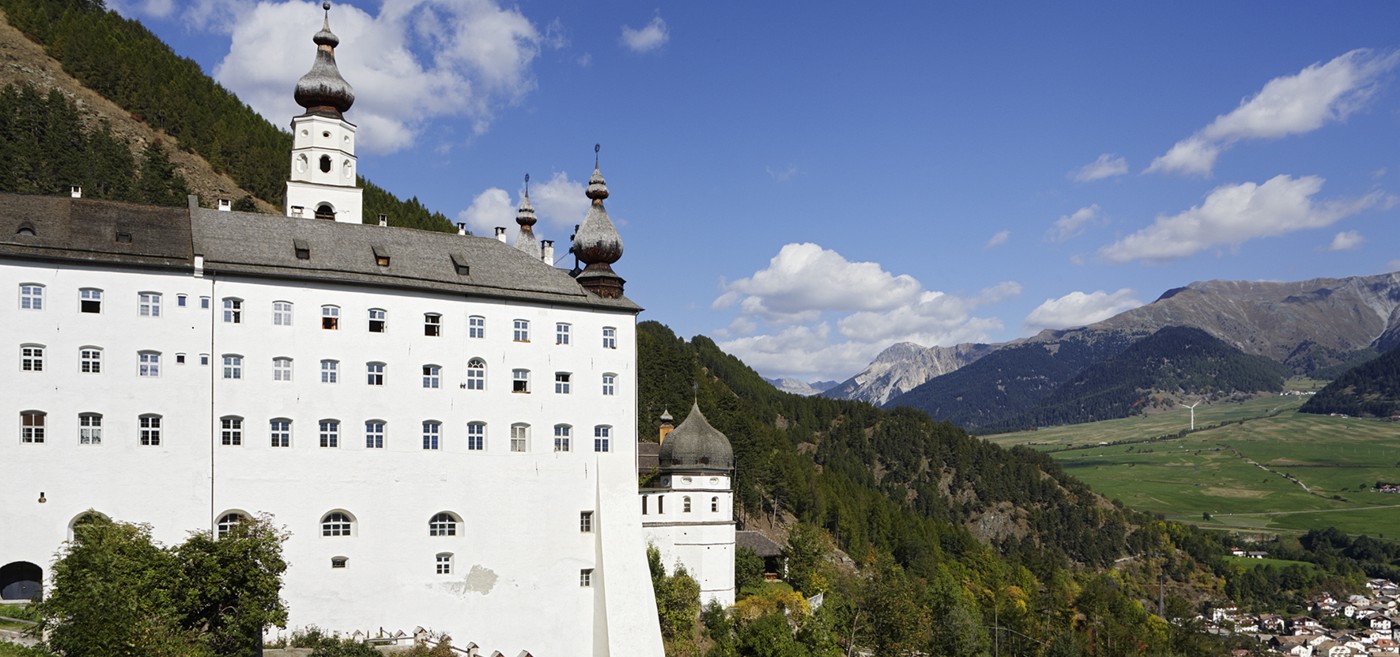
[{"x1": 0, "y1": 5, "x2": 668, "y2": 656}]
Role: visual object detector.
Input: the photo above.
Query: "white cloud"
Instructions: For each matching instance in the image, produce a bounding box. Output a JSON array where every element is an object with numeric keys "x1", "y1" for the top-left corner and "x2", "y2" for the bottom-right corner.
[
  {"x1": 457, "y1": 188, "x2": 514, "y2": 236},
  {"x1": 1148, "y1": 49, "x2": 1400, "y2": 176},
  {"x1": 766, "y1": 165, "x2": 800, "y2": 182},
  {"x1": 1327, "y1": 230, "x2": 1364, "y2": 251},
  {"x1": 455, "y1": 171, "x2": 590, "y2": 238},
  {"x1": 620, "y1": 15, "x2": 669, "y2": 53},
  {"x1": 1100, "y1": 175, "x2": 1382, "y2": 263},
  {"x1": 985, "y1": 230, "x2": 1010, "y2": 248},
  {"x1": 1071, "y1": 154, "x2": 1128, "y2": 182},
  {"x1": 208, "y1": 0, "x2": 543, "y2": 153},
  {"x1": 713, "y1": 244, "x2": 1022, "y2": 379},
  {"x1": 1047, "y1": 204, "x2": 1102, "y2": 243},
  {"x1": 1024, "y1": 289, "x2": 1143, "y2": 332}
]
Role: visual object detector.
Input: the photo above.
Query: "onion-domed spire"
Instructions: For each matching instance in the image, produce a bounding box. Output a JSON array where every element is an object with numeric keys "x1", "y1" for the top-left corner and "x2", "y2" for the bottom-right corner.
[
  {"x1": 294, "y1": 2, "x2": 355, "y2": 118},
  {"x1": 513, "y1": 173, "x2": 540, "y2": 257},
  {"x1": 657, "y1": 402, "x2": 733, "y2": 472},
  {"x1": 572, "y1": 145, "x2": 626, "y2": 298}
]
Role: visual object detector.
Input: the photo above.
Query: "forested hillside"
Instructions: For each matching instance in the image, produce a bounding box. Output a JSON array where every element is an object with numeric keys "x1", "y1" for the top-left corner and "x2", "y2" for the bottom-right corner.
[
  {"x1": 1002, "y1": 326, "x2": 1288, "y2": 431},
  {"x1": 0, "y1": 0, "x2": 452, "y2": 231},
  {"x1": 1300, "y1": 345, "x2": 1400, "y2": 418},
  {"x1": 637, "y1": 321, "x2": 1236, "y2": 656}
]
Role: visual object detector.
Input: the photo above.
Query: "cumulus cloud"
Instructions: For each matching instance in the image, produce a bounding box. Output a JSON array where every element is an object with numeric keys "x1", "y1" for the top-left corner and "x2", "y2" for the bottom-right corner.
[
  {"x1": 1100, "y1": 175, "x2": 1382, "y2": 263},
  {"x1": 713, "y1": 244, "x2": 1021, "y2": 379},
  {"x1": 1148, "y1": 49, "x2": 1400, "y2": 176},
  {"x1": 985, "y1": 230, "x2": 1010, "y2": 248},
  {"x1": 620, "y1": 15, "x2": 669, "y2": 53},
  {"x1": 1024, "y1": 289, "x2": 1143, "y2": 332},
  {"x1": 1047, "y1": 204, "x2": 1102, "y2": 243},
  {"x1": 204, "y1": 0, "x2": 544, "y2": 153},
  {"x1": 1071, "y1": 154, "x2": 1128, "y2": 182},
  {"x1": 455, "y1": 172, "x2": 590, "y2": 237},
  {"x1": 458, "y1": 188, "x2": 514, "y2": 236},
  {"x1": 1327, "y1": 230, "x2": 1365, "y2": 251}
]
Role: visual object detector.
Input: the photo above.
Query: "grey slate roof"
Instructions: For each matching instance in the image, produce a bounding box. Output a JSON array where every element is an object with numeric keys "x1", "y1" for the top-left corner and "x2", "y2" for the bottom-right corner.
[
  {"x1": 735, "y1": 530, "x2": 783, "y2": 558},
  {"x1": 0, "y1": 192, "x2": 639, "y2": 312},
  {"x1": 658, "y1": 402, "x2": 734, "y2": 472}
]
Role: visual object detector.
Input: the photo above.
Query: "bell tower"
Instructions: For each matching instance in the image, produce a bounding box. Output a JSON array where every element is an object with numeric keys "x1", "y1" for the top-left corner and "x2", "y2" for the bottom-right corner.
[{"x1": 285, "y1": 2, "x2": 364, "y2": 224}]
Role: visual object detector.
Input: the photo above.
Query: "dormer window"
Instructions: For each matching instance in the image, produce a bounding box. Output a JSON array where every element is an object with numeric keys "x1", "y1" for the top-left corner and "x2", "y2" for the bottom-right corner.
[
  {"x1": 372, "y1": 244, "x2": 390, "y2": 267},
  {"x1": 294, "y1": 239, "x2": 310, "y2": 260},
  {"x1": 15, "y1": 222, "x2": 35, "y2": 236}
]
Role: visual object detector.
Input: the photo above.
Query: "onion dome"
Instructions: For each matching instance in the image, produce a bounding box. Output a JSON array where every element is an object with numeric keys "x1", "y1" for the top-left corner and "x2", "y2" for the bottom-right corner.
[
  {"x1": 658, "y1": 402, "x2": 734, "y2": 472},
  {"x1": 294, "y1": 2, "x2": 355, "y2": 118},
  {"x1": 572, "y1": 147, "x2": 626, "y2": 297},
  {"x1": 513, "y1": 182, "x2": 540, "y2": 257},
  {"x1": 660, "y1": 409, "x2": 674, "y2": 424}
]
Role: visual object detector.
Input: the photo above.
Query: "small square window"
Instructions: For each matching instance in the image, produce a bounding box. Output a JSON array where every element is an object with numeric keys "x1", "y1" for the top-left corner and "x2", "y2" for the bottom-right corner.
[
  {"x1": 331, "y1": 556, "x2": 348, "y2": 569},
  {"x1": 368, "y1": 308, "x2": 386, "y2": 333},
  {"x1": 512, "y1": 369, "x2": 530, "y2": 393},
  {"x1": 139, "y1": 351, "x2": 161, "y2": 378},
  {"x1": 367, "y1": 362, "x2": 385, "y2": 386},
  {"x1": 322, "y1": 306, "x2": 340, "y2": 330},
  {"x1": 424, "y1": 314, "x2": 441, "y2": 337},
  {"x1": 177, "y1": 294, "x2": 187, "y2": 307},
  {"x1": 436, "y1": 553, "x2": 453, "y2": 575},
  {"x1": 555, "y1": 372, "x2": 571, "y2": 394},
  {"x1": 80, "y1": 288, "x2": 103, "y2": 314},
  {"x1": 200, "y1": 297, "x2": 211, "y2": 310},
  {"x1": 175, "y1": 353, "x2": 186, "y2": 365},
  {"x1": 423, "y1": 365, "x2": 441, "y2": 389},
  {"x1": 580, "y1": 511, "x2": 594, "y2": 533},
  {"x1": 19, "y1": 284, "x2": 44, "y2": 310},
  {"x1": 222, "y1": 298, "x2": 242, "y2": 323},
  {"x1": 199, "y1": 354, "x2": 210, "y2": 366},
  {"x1": 138, "y1": 292, "x2": 161, "y2": 318}
]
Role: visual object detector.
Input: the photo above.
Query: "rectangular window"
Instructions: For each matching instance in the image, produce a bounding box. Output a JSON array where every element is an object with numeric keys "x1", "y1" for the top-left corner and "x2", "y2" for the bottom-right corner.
[
  {"x1": 603, "y1": 327, "x2": 617, "y2": 349},
  {"x1": 221, "y1": 417, "x2": 243, "y2": 446},
  {"x1": 20, "y1": 345, "x2": 43, "y2": 372},
  {"x1": 222, "y1": 298, "x2": 242, "y2": 323},
  {"x1": 80, "y1": 288, "x2": 102, "y2": 313},
  {"x1": 368, "y1": 308, "x2": 386, "y2": 333},
  {"x1": 580, "y1": 569, "x2": 593, "y2": 587},
  {"x1": 273, "y1": 357, "x2": 293, "y2": 381},
  {"x1": 513, "y1": 319, "x2": 529, "y2": 342},
  {"x1": 554, "y1": 425, "x2": 572, "y2": 452},
  {"x1": 19, "y1": 284, "x2": 43, "y2": 310},
  {"x1": 21, "y1": 411, "x2": 45, "y2": 443},
  {"x1": 319, "y1": 420, "x2": 340, "y2": 448},
  {"x1": 175, "y1": 353, "x2": 186, "y2": 365},
  {"x1": 139, "y1": 352, "x2": 161, "y2": 378},
  {"x1": 322, "y1": 306, "x2": 340, "y2": 330},
  {"x1": 436, "y1": 554, "x2": 453, "y2": 575},
  {"x1": 138, "y1": 292, "x2": 161, "y2": 317},
  {"x1": 365, "y1": 421, "x2": 385, "y2": 449},
  {"x1": 422, "y1": 365, "x2": 441, "y2": 389},
  {"x1": 367, "y1": 362, "x2": 385, "y2": 386},
  {"x1": 200, "y1": 296, "x2": 210, "y2": 309},
  {"x1": 467, "y1": 423, "x2": 485, "y2": 451},
  {"x1": 139, "y1": 415, "x2": 161, "y2": 446},
  {"x1": 469, "y1": 315, "x2": 485, "y2": 339},
  {"x1": 602, "y1": 374, "x2": 616, "y2": 396},
  {"x1": 594, "y1": 426, "x2": 611, "y2": 453},
  {"x1": 580, "y1": 511, "x2": 594, "y2": 533},
  {"x1": 422, "y1": 422, "x2": 441, "y2": 450},
  {"x1": 511, "y1": 424, "x2": 528, "y2": 453},
  {"x1": 321, "y1": 359, "x2": 339, "y2": 383},
  {"x1": 556, "y1": 323, "x2": 570, "y2": 345},
  {"x1": 555, "y1": 372, "x2": 571, "y2": 394},
  {"x1": 80, "y1": 348, "x2": 102, "y2": 374},
  {"x1": 272, "y1": 301, "x2": 293, "y2": 326},
  {"x1": 79, "y1": 414, "x2": 102, "y2": 445},
  {"x1": 222, "y1": 355, "x2": 243, "y2": 380},
  {"x1": 199, "y1": 354, "x2": 210, "y2": 366},
  {"x1": 512, "y1": 369, "x2": 530, "y2": 393},
  {"x1": 177, "y1": 294, "x2": 187, "y2": 307},
  {"x1": 424, "y1": 314, "x2": 441, "y2": 337},
  {"x1": 270, "y1": 419, "x2": 291, "y2": 447}
]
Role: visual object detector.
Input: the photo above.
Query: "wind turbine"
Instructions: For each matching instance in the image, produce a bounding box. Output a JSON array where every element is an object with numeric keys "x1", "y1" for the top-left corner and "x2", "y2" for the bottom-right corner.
[{"x1": 1181, "y1": 401, "x2": 1201, "y2": 431}]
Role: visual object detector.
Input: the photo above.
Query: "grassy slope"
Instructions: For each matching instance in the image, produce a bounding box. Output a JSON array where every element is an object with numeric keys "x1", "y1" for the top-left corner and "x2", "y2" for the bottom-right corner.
[{"x1": 984, "y1": 387, "x2": 1400, "y2": 538}]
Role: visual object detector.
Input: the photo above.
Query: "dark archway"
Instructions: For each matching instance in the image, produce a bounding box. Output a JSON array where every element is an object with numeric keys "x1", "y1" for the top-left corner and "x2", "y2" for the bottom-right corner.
[
  {"x1": 0, "y1": 561, "x2": 42, "y2": 601},
  {"x1": 315, "y1": 203, "x2": 335, "y2": 220}
]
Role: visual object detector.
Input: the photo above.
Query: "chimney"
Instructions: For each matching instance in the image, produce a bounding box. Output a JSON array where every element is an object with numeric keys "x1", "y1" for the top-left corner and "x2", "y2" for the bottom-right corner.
[
  {"x1": 378, "y1": 214, "x2": 388, "y2": 227},
  {"x1": 456, "y1": 223, "x2": 467, "y2": 236},
  {"x1": 290, "y1": 206, "x2": 304, "y2": 218},
  {"x1": 541, "y1": 240, "x2": 554, "y2": 264},
  {"x1": 69, "y1": 185, "x2": 81, "y2": 199},
  {"x1": 494, "y1": 227, "x2": 507, "y2": 243},
  {"x1": 217, "y1": 198, "x2": 232, "y2": 212}
]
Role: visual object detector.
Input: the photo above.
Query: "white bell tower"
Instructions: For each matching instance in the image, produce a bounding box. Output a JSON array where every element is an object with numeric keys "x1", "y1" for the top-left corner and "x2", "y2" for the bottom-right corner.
[{"x1": 285, "y1": 2, "x2": 363, "y2": 224}]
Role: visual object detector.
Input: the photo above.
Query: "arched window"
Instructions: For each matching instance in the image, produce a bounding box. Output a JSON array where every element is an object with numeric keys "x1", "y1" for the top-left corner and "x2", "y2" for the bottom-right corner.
[
  {"x1": 78, "y1": 413, "x2": 102, "y2": 445},
  {"x1": 319, "y1": 155, "x2": 332, "y2": 174},
  {"x1": 20, "y1": 344, "x2": 44, "y2": 372},
  {"x1": 466, "y1": 358, "x2": 486, "y2": 390},
  {"x1": 21, "y1": 411, "x2": 46, "y2": 444},
  {"x1": 683, "y1": 496, "x2": 692, "y2": 513},
  {"x1": 466, "y1": 422, "x2": 485, "y2": 451},
  {"x1": 69, "y1": 511, "x2": 107, "y2": 540},
  {"x1": 216, "y1": 512, "x2": 247, "y2": 538},
  {"x1": 510, "y1": 423, "x2": 529, "y2": 452},
  {"x1": 315, "y1": 203, "x2": 334, "y2": 220},
  {"x1": 321, "y1": 511, "x2": 354, "y2": 537},
  {"x1": 429, "y1": 512, "x2": 459, "y2": 536},
  {"x1": 331, "y1": 556, "x2": 348, "y2": 569}
]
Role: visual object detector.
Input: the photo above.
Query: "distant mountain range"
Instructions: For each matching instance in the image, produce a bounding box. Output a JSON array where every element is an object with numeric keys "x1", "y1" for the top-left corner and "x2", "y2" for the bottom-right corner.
[
  {"x1": 824, "y1": 271, "x2": 1400, "y2": 430},
  {"x1": 763, "y1": 377, "x2": 839, "y2": 397}
]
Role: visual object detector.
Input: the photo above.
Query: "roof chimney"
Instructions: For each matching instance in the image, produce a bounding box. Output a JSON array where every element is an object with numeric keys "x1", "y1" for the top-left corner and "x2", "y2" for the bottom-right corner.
[
  {"x1": 542, "y1": 240, "x2": 554, "y2": 264},
  {"x1": 217, "y1": 198, "x2": 232, "y2": 212},
  {"x1": 290, "y1": 206, "x2": 304, "y2": 218},
  {"x1": 69, "y1": 185, "x2": 81, "y2": 199},
  {"x1": 494, "y1": 227, "x2": 507, "y2": 243},
  {"x1": 377, "y1": 214, "x2": 388, "y2": 227},
  {"x1": 456, "y1": 223, "x2": 467, "y2": 236}
]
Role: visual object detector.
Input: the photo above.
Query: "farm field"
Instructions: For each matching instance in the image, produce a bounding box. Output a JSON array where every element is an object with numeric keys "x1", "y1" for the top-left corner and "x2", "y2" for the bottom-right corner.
[{"x1": 984, "y1": 390, "x2": 1400, "y2": 538}]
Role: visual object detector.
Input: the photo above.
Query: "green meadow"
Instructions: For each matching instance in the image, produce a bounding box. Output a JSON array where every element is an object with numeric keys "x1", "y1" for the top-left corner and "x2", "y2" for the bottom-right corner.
[{"x1": 984, "y1": 387, "x2": 1400, "y2": 538}]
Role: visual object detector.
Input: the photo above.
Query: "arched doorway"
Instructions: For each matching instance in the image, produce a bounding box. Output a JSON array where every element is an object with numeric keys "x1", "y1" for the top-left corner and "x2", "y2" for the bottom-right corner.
[{"x1": 0, "y1": 561, "x2": 42, "y2": 601}]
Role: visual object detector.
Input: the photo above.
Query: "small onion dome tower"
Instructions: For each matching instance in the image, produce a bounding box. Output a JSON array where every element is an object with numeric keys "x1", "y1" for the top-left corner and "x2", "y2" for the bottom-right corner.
[
  {"x1": 285, "y1": 1, "x2": 364, "y2": 224},
  {"x1": 294, "y1": 2, "x2": 355, "y2": 118},
  {"x1": 658, "y1": 409, "x2": 675, "y2": 443},
  {"x1": 513, "y1": 174, "x2": 540, "y2": 258},
  {"x1": 658, "y1": 402, "x2": 734, "y2": 473},
  {"x1": 572, "y1": 146, "x2": 626, "y2": 298}
]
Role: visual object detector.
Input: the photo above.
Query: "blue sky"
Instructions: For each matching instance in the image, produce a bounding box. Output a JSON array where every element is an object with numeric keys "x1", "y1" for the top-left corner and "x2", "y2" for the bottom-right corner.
[{"x1": 113, "y1": 0, "x2": 1400, "y2": 382}]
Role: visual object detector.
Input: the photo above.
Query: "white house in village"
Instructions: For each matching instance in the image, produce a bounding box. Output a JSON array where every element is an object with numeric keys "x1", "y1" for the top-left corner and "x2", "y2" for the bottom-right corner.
[{"x1": 0, "y1": 5, "x2": 666, "y2": 656}]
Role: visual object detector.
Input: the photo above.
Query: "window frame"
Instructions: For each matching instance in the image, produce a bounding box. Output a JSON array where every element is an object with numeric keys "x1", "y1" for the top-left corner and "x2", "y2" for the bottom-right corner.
[
  {"x1": 602, "y1": 326, "x2": 617, "y2": 349},
  {"x1": 468, "y1": 315, "x2": 485, "y2": 339},
  {"x1": 602, "y1": 373, "x2": 617, "y2": 396},
  {"x1": 80, "y1": 347, "x2": 102, "y2": 374},
  {"x1": 138, "y1": 350, "x2": 161, "y2": 378},
  {"x1": 436, "y1": 552, "x2": 454, "y2": 575},
  {"x1": 79, "y1": 287, "x2": 102, "y2": 314},
  {"x1": 556, "y1": 322, "x2": 571, "y2": 345},
  {"x1": 321, "y1": 305, "x2": 340, "y2": 330},
  {"x1": 220, "y1": 416, "x2": 244, "y2": 446},
  {"x1": 22, "y1": 410, "x2": 46, "y2": 443},
  {"x1": 366, "y1": 362, "x2": 385, "y2": 386},
  {"x1": 594, "y1": 425, "x2": 611, "y2": 453},
  {"x1": 422, "y1": 420, "x2": 441, "y2": 450},
  {"x1": 19, "y1": 283, "x2": 44, "y2": 310},
  {"x1": 272, "y1": 357, "x2": 293, "y2": 382},
  {"x1": 510, "y1": 423, "x2": 529, "y2": 453},
  {"x1": 422, "y1": 364, "x2": 441, "y2": 389},
  {"x1": 512, "y1": 368, "x2": 530, "y2": 394},
  {"x1": 580, "y1": 511, "x2": 594, "y2": 533},
  {"x1": 365, "y1": 420, "x2": 386, "y2": 449},
  {"x1": 553, "y1": 424, "x2": 572, "y2": 452},
  {"x1": 424, "y1": 313, "x2": 442, "y2": 337},
  {"x1": 320, "y1": 511, "x2": 354, "y2": 537},
  {"x1": 222, "y1": 297, "x2": 243, "y2": 324},
  {"x1": 78, "y1": 412, "x2": 102, "y2": 445},
  {"x1": 216, "y1": 512, "x2": 246, "y2": 538},
  {"x1": 429, "y1": 512, "x2": 459, "y2": 537},
  {"x1": 270, "y1": 418, "x2": 292, "y2": 448},
  {"x1": 320, "y1": 359, "x2": 339, "y2": 384},
  {"x1": 466, "y1": 358, "x2": 486, "y2": 390},
  {"x1": 512, "y1": 318, "x2": 530, "y2": 342},
  {"x1": 368, "y1": 308, "x2": 387, "y2": 333},
  {"x1": 272, "y1": 301, "x2": 294, "y2": 326},
  {"x1": 138, "y1": 292, "x2": 162, "y2": 318},
  {"x1": 222, "y1": 354, "x2": 243, "y2": 380},
  {"x1": 466, "y1": 422, "x2": 486, "y2": 451},
  {"x1": 319, "y1": 419, "x2": 340, "y2": 448},
  {"x1": 554, "y1": 371, "x2": 571, "y2": 394},
  {"x1": 20, "y1": 344, "x2": 44, "y2": 372},
  {"x1": 139, "y1": 414, "x2": 161, "y2": 446}
]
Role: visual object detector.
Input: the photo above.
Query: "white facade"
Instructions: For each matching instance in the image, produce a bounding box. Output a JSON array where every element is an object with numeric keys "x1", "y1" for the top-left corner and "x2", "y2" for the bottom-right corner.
[
  {"x1": 285, "y1": 112, "x2": 363, "y2": 223},
  {"x1": 641, "y1": 472, "x2": 737, "y2": 608}
]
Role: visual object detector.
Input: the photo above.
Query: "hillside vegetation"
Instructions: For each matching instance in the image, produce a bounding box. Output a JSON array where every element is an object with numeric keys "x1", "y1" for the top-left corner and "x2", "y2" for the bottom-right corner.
[
  {"x1": 0, "y1": 0, "x2": 452, "y2": 231},
  {"x1": 1301, "y1": 346, "x2": 1400, "y2": 418}
]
